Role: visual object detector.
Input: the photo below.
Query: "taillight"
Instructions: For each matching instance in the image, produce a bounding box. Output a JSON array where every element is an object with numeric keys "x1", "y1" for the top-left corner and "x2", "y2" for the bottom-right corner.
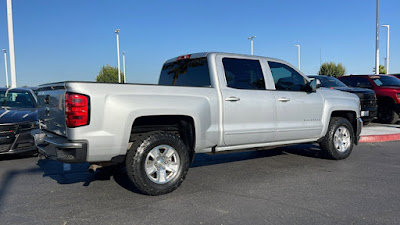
[{"x1": 65, "y1": 92, "x2": 90, "y2": 128}]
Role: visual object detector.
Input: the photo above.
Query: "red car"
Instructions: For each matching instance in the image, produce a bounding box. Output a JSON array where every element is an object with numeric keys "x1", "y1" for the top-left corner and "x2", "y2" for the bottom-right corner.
[{"x1": 339, "y1": 75, "x2": 400, "y2": 124}]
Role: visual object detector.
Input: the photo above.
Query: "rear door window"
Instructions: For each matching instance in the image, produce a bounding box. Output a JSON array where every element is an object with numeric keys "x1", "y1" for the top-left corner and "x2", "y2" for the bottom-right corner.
[{"x1": 222, "y1": 58, "x2": 266, "y2": 90}]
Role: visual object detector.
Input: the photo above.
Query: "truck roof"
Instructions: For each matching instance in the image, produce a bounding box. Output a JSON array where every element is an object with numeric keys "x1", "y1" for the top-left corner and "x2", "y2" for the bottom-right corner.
[
  {"x1": 164, "y1": 52, "x2": 283, "y2": 64},
  {"x1": 39, "y1": 52, "x2": 300, "y2": 87}
]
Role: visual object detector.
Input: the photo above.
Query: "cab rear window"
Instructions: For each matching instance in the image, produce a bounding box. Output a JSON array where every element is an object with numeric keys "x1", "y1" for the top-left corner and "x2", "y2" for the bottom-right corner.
[{"x1": 158, "y1": 57, "x2": 211, "y2": 87}]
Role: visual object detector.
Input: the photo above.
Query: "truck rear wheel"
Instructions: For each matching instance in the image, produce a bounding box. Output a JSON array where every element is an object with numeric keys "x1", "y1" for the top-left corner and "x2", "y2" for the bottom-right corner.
[
  {"x1": 320, "y1": 117, "x2": 354, "y2": 160},
  {"x1": 125, "y1": 131, "x2": 190, "y2": 195}
]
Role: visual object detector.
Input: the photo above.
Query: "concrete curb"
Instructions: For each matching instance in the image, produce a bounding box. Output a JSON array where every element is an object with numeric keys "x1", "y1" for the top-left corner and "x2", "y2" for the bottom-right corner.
[{"x1": 359, "y1": 133, "x2": 400, "y2": 143}]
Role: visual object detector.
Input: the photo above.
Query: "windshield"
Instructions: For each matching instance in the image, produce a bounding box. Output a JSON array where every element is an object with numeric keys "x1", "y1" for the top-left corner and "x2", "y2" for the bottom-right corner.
[
  {"x1": 371, "y1": 75, "x2": 400, "y2": 87},
  {"x1": 311, "y1": 76, "x2": 347, "y2": 88},
  {"x1": 0, "y1": 90, "x2": 36, "y2": 108}
]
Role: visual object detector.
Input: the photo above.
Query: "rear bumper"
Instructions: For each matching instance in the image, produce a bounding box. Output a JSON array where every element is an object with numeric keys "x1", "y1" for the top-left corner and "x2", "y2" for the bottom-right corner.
[{"x1": 32, "y1": 129, "x2": 88, "y2": 163}]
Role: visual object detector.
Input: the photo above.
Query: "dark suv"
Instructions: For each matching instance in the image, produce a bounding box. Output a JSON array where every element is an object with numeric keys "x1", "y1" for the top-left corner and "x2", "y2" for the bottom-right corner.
[
  {"x1": 0, "y1": 88, "x2": 38, "y2": 155},
  {"x1": 339, "y1": 75, "x2": 400, "y2": 124},
  {"x1": 309, "y1": 75, "x2": 377, "y2": 125}
]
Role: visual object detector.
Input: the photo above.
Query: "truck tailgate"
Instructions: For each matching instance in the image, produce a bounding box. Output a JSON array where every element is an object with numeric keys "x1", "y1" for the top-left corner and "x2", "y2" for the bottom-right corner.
[{"x1": 37, "y1": 83, "x2": 68, "y2": 137}]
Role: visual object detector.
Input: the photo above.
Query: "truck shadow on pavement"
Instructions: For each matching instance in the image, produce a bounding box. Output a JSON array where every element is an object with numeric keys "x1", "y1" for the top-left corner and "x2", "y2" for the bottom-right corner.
[
  {"x1": 278, "y1": 143, "x2": 326, "y2": 159},
  {"x1": 113, "y1": 148, "x2": 288, "y2": 193},
  {"x1": 36, "y1": 159, "x2": 144, "y2": 193},
  {"x1": 36, "y1": 159, "x2": 119, "y2": 187},
  {"x1": 35, "y1": 144, "x2": 325, "y2": 194},
  {"x1": 0, "y1": 152, "x2": 37, "y2": 162},
  {"x1": 190, "y1": 143, "x2": 325, "y2": 168},
  {"x1": 190, "y1": 148, "x2": 285, "y2": 167}
]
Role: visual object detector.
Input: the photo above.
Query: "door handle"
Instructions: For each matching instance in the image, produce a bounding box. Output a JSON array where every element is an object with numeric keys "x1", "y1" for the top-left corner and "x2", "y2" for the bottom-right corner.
[
  {"x1": 225, "y1": 96, "x2": 241, "y2": 102},
  {"x1": 278, "y1": 97, "x2": 290, "y2": 102}
]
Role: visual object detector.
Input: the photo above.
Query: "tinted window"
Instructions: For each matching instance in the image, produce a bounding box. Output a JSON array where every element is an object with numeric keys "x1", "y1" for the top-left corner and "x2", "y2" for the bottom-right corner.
[
  {"x1": 339, "y1": 76, "x2": 371, "y2": 88},
  {"x1": 0, "y1": 90, "x2": 36, "y2": 108},
  {"x1": 268, "y1": 62, "x2": 307, "y2": 91},
  {"x1": 158, "y1": 57, "x2": 211, "y2": 87},
  {"x1": 311, "y1": 76, "x2": 347, "y2": 88},
  {"x1": 222, "y1": 58, "x2": 265, "y2": 90},
  {"x1": 371, "y1": 75, "x2": 400, "y2": 87}
]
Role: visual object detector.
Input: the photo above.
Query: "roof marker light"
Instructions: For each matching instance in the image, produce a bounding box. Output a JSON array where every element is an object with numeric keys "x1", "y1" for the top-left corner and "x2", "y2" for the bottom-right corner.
[{"x1": 177, "y1": 54, "x2": 191, "y2": 60}]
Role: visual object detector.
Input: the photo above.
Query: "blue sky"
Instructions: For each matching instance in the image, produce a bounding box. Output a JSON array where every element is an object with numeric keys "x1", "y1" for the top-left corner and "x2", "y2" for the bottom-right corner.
[{"x1": 0, "y1": 0, "x2": 399, "y2": 87}]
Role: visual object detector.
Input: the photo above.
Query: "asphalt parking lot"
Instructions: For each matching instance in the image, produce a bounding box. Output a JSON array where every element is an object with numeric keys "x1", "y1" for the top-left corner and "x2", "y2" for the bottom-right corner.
[{"x1": 0, "y1": 141, "x2": 399, "y2": 225}]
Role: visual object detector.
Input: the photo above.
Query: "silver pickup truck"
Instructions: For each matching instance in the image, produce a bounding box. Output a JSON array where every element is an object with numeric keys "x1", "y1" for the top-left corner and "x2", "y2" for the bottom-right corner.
[{"x1": 33, "y1": 52, "x2": 362, "y2": 195}]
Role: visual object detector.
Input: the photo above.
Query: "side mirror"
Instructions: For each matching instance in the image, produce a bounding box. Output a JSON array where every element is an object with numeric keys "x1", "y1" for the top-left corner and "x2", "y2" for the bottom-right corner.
[
  {"x1": 316, "y1": 79, "x2": 321, "y2": 88},
  {"x1": 308, "y1": 78, "x2": 320, "y2": 92}
]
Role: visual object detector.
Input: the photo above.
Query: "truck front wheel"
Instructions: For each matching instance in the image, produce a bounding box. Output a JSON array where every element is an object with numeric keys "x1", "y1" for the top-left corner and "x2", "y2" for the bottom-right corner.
[
  {"x1": 320, "y1": 117, "x2": 354, "y2": 160},
  {"x1": 126, "y1": 131, "x2": 190, "y2": 195}
]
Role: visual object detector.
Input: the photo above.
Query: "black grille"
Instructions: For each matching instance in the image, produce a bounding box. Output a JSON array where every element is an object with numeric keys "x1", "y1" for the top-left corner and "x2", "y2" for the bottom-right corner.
[
  {"x1": 0, "y1": 144, "x2": 11, "y2": 152},
  {"x1": 0, "y1": 125, "x2": 18, "y2": 136},
  {"x1": 361, "y1": 99, "x2": 376, "y2": 108},
  {"x1": 18, "y1": 122, "x2": 37, "y2": 132}
]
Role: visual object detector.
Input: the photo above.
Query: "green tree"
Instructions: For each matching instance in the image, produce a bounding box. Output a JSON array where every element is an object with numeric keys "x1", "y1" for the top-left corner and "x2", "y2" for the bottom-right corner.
[
  {"x1": 318, "y1": 62, "x2": 346, "y2": 78},
  {"x1": 372, "y1": 65, "x2": 386, "y2": 74},
  {"x1": 96, "y1": 65, "x2": 124, "y2": 83}
]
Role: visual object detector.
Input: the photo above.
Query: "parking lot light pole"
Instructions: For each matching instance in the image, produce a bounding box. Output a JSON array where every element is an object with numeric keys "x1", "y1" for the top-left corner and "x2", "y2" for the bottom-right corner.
[
  {"x1": 375, "y1": 0, "x2": 380, "y2": 75},
  {"x1": 3, "y1": 49, "x2": 9, "y2": 88},
  {"x1": 115, "y1": 29, "x2": 121, "y2": 83},
  {"x1": 294, "y1": 45, "x2": 301, "y2": 71},
  {"x1": 382, "y1": 25, "x2": 389, "y2": 74},
  {"x1": 248, "y1": 36, "x2": 256, "y2": 55},
  {"x1": 123, "y1": 51, "x2": 126, "y2": 83},
  {"x1": 6, "y1": 0, "x2": 17, "y2": 88}
]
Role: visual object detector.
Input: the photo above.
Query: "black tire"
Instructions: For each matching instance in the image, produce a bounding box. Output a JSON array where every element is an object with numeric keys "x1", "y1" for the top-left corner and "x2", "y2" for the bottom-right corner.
[
  {"x1": 378, "y1": 103, "x2": 399, "y2": 124},
  {"x1": 362, "y1": 120, "x2": 370, "y2": 126},
  {"x1": 319, "y1": 117, "x2": 354, "y2": 160},
  {"x1": 125, "y1": 131, "x2": 190, "y2": 195}
]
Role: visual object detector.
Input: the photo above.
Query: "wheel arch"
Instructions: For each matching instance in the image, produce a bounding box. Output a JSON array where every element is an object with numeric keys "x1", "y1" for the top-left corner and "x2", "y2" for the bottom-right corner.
[
  {"x1": 321, "y1": 110, "x2": 358, "y2": 144},
  {"x1": 377, "y1": 96, "x2": 395, "y2": 105},
  {"x1": 129, "y1": 115, "x2": 196, "y2": 162}
]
